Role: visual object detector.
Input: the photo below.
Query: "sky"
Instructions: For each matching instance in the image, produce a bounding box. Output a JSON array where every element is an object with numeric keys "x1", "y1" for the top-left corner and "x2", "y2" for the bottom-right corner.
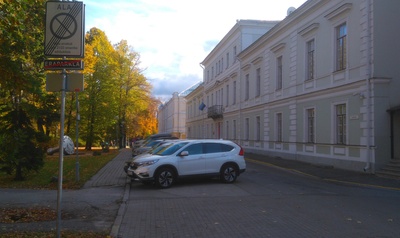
[{"x1": 84, "y1": 0, "x2": 307, "y2": 102}]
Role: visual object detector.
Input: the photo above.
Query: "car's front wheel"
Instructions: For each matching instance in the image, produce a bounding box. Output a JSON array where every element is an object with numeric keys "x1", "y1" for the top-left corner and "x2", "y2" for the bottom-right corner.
[
  {"x1": 154, "y1": 167, "x2": 175, "y2": 188},
  {"x1": 220, "y1": 164, "x2": 238, "y2": 183}
]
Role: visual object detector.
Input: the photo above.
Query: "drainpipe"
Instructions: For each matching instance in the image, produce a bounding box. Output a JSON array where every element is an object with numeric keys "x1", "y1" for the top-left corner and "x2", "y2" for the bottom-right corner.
[
  {"x1": 200, "y1": 63, "x2": 205, "y2": 139},
  {"x1": 237, "y1": 57, "x2": 242, "y2": 145},
  {"x1": 364, "y1": 0, "x2": 373, "y2": 172}
]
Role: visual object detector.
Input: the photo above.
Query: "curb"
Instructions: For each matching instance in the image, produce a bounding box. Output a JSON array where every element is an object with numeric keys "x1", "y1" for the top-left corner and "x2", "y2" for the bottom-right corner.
[{"x1": 110, "y1": 176, "x2": 131, "y2": 238}]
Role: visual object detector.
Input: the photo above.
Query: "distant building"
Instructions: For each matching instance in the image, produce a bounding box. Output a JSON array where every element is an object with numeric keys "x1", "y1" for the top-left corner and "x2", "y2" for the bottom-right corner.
[
  {"x1": 186, "y1": 0, "x2": 400, "y2": 173},
  {"x1": 158, "y1": 83, "x2": 201, "y2": 138}
]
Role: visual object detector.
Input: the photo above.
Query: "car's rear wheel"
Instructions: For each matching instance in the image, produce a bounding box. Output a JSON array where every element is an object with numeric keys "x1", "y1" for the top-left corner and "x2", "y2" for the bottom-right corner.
[
  {"x1": 220, "y1": 164, "x2": 238, "y2": 183},
  {"x1": 154, "y1": 167, "x2": 175, "y2": 188}
]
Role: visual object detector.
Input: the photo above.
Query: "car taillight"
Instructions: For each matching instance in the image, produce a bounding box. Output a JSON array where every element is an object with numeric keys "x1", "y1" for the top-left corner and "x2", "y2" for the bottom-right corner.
[
  {"x1": 238, "y1": 146, "x2": 244, "y2": 156},
  {"x1": 233, "y1": 142, "x2": 244, "y2": 156}
]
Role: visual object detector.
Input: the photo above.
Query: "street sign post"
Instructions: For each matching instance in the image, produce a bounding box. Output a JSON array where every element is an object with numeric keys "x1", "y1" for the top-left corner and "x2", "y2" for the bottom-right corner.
[
  {"x1": 45, "y1": 1, "x2": 85, "y2": 57},
  {"x1": 44, "y1": 2, "x2": 85, "y2": 237}
]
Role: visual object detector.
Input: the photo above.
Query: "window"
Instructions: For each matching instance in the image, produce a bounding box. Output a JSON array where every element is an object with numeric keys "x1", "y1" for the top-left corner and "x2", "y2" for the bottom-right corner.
[
  {"x1": 245, "y1": 118, "x2": 250, "y2": 141},
  {"x1": 306, "y1": 108, "x2": 315, "y2": 143},
  {"x1": 306, "y1": 39, "x2": 315, "y2": 80},
  {"x1": 245, "y1": 74, "x2": 250, "y2": 100},
  {"x1": 220, "y1": 88, "x2": 223, "y2": 106},
  {"x1": 185, "y1": 143, "x2": 203, "y2": 155},
  {"x1": 226, "y1": 85, "x2": 230, "y2": 106},
  {"x1": 204, "y1": 143, "x2": 234, "y2": 153},
  {"x1": 276, "y1": 113, "x2": 282, "y2": 142},
  {"x1": 256, "y1": 116, "x2": 261, "y2": 141},
  {"x1": 336, "y1": 104, "x2": 346, "y2": 144},
  {"x1": 336, "y1": 23, "x2": 347, "y2": 71},
  {"x1": 212, "y1": 66, "x2": 214, "y2": 79},
  {"x1": 233, "y1": 46, "x2": 237, "y2": 62},
  {"x1": 233, "y1": 81, "x2": 237, "y2": 105},
  {"x1": 256, "y1": 68, "x2": 261, "y2": 97},
  {"x1": 159, "y1": 142, "x2": 189, "y2": 156},
  {"x1": 276, "y1": 56, "x2": 283, "y2": 90},
  {"x1": 226, "y1": 52, "x2": 229, "y2": 68},
  {"x1": 233, "y1": 120, "x2": 237, "y2": 140}
]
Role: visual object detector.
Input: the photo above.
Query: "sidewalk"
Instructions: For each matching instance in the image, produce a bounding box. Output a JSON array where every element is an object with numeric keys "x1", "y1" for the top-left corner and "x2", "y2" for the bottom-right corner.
[{"x1": 0, "y1": 148, "x2": 133, "y2": 236}]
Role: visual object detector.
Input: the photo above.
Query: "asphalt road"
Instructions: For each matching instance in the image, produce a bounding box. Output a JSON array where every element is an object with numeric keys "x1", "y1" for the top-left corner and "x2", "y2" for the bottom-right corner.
[{"x1": 117, "y1": 161, "x2": 400, "y2": 238}]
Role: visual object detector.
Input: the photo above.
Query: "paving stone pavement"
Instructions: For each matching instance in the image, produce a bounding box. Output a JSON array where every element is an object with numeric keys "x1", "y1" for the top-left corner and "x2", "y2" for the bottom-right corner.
[{"x1": 2, "y1": 147, "x2": 400, "y2": 237}]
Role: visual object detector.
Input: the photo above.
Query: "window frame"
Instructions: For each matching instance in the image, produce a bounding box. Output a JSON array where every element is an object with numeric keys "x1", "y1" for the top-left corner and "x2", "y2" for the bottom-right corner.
[
  {"x1": 245, "y1": 74, "x2": 250, "y2": 101},
  {"x1": 306, "y1": 108, "x2": 315, "y2": 143},
  {"x1": 256, "y1": 116, "x2": 261, "y2": 142},
  {"x1": 335, "y1": 103, "x2": 347, "y2": 144},
  {"x1": 256, "y1": 68, "x2": 261, "y2": 97},
  {"x1": 276, "y1": 56, "x2": 283, "y2": 90},
  {"x1": 306, "y1": 39, "x2": 315, "y2": 81},
  {"x1": 233, "y1": 81, "x2": 237, "y2": 105},
  {"x1": 335, "y1": 22, "x2": 347, "y2": 71},
  {"x1": 245, "y1": 118, "x2": 250, "y2": 141},
  {"x1": 276, "y1": 113, "x2": 283, "y2": 142}
]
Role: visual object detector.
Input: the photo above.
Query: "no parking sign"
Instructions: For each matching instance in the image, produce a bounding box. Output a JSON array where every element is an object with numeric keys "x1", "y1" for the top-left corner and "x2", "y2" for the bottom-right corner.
[{"x1": 45, "y1": 1, "x2": 85, "y2": 58}]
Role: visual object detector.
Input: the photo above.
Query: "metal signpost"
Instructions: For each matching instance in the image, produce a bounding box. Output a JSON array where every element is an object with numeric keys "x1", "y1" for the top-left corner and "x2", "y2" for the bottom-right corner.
[{"x1": 44, "y1": 1, "x2": 85, "y2": 237}]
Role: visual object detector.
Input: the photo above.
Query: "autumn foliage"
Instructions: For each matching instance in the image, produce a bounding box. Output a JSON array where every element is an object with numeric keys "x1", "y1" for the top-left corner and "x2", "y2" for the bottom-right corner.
[{"x1": 0, "y1": 0, "x2": 159, "y2": 180}]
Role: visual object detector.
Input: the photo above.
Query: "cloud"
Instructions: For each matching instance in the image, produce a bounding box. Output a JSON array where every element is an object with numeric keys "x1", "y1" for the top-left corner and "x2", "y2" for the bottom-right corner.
[
  {"x1": 84, "y1": 0, "x2": 306, "y2": 101},
  {"x1": 149, "y1": 73, "x2": 202, "y2": 102}
]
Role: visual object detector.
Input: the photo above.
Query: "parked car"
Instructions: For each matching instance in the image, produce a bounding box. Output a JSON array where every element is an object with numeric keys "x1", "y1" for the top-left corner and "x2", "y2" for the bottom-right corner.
[
  {"x1": 126, "y1": 139, "x2": 246, "y2": 188},
  {"x1": 132, "y1": 133, "x2": 178, "y2": 156},
  {"x1": 124, "y1": 141, "x2": 179, "y2": 173},
  {"x1": 132, "y1": 139, "x2": 164, "y2": 156}
]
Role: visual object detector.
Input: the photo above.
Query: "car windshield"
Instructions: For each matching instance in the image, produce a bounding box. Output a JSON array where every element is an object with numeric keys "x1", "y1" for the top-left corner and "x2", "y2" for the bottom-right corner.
[
  {"x1": 154, "y1": 142, "x2": 189, "y2": 156},
  {"x1": 149, "y1": 142, "x2": 171, "y2": 154}
]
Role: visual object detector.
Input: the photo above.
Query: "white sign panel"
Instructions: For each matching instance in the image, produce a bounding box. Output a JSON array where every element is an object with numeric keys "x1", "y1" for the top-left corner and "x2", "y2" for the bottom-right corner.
[
  {"x1": 46, "y1": 73, "x2": 84, "y2": 92},
  {"x1": 45, "y1": 1, "x2": 84, "y2": 57}
]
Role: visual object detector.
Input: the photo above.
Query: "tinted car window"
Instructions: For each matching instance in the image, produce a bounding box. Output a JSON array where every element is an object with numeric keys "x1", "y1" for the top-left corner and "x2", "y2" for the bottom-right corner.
[
  {"x1": 203, "y1": 143, "x2": 234, "y2": 154},
  {"x1": 220, "y1": 144, "x2": 234, "y2": 152},
  {"x1": 184, "y1": 143, "x2": 203, "y2": 155}
]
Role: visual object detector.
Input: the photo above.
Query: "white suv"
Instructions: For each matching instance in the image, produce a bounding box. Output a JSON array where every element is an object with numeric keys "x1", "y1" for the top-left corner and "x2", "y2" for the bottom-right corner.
[{"x1": 127, "y1": 139, "x2": 246, "y2": 188}]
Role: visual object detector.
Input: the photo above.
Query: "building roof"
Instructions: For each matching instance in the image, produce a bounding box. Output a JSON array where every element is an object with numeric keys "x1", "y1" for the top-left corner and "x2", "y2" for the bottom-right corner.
[{"x1": 179, "y1": 81, "x2": 202, "y2": 97}]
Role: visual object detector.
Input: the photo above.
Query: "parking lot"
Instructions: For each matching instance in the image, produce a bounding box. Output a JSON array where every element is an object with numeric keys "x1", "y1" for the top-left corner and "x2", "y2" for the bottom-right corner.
[{"x1": 117, "y1": 161, "x2": 400, "y2": 238}]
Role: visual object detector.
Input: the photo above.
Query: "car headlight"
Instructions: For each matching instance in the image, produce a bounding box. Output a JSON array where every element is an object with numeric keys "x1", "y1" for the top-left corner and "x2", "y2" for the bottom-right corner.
[{"x1": 135, "y1": 159, "x2": 159, "y2": 167}]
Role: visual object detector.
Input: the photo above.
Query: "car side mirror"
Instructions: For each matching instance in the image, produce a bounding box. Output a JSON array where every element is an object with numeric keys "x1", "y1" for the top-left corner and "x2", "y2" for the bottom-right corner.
[{"x1": 180, "y1": 151, "x2": 189, "y2": 156}]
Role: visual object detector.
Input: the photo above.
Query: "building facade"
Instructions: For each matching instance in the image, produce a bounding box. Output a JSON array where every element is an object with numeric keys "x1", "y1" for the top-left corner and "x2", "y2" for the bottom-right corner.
[
  {"x1": 157, "y1": 92, "x2": 187, "y2": 138},
  {"x1": 185, "y1": 0, "x2": 400, "y2": 173},
  {"x1": 186, "y1": 19, "x2": 280, "y2": 139}
]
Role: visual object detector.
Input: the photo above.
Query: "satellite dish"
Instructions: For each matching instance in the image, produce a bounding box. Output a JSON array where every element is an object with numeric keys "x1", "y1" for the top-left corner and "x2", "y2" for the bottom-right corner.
[
  {"x1": 287, "y1": 7, "x2": 296, "y2": 16},
  {"x1": 46, "y1": 135, "x2": 75, "y2": 155},
  {"x1": 63, "y1": 135, "x2": 75, "y2": 155}
]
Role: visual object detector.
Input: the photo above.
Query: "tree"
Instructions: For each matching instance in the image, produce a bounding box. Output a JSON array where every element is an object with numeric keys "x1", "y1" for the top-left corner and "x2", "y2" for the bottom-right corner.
[
  {"x1": 0, "y1": 0, "x2": 47, "y2": 180},
  {"x1": 80, "y1": 28, "x2": 119, "y2": 150},
  {"x1": 113, "y1": 40, "x2": 154, "y2": 147}
]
